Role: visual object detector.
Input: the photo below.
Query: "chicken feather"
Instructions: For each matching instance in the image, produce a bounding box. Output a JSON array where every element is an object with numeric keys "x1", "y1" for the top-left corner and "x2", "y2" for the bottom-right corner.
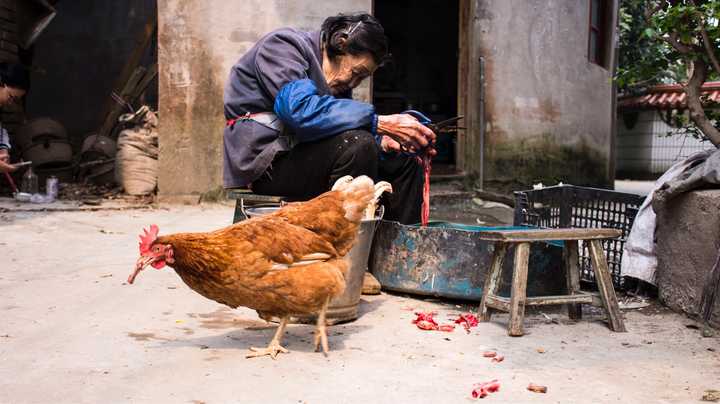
[{"x1": 129, "y1": 175, "x2": 376, "y2": 359}]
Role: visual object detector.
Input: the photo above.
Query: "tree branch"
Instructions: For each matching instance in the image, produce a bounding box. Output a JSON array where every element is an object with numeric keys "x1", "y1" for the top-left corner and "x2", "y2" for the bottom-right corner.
[
  {"x1": 644, "y1": 1, "x2": 665, "y2": 22},
  {"x1": 664, "y1": 32, "x2": 694, "y2": 54},
  {"x1": 689, "y1": 0, "x2": 720, "y2": 75},
  {"x1": 684, "y1": 59, "x2": 720, "y2": 147},
  {"x1": 699, "y1": 21, "x2": 720, "y2": 76},
  {"x1": 645, "y1": 2, "x2": 696, "y2": 55}
]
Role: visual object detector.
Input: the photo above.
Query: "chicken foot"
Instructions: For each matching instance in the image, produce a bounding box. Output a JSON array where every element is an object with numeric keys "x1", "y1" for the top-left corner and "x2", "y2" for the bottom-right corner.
[
  {"x1": 246, "y1": 316, "x2": 290, "y2": 359},
  {"x1": 313, "y1": 298, "x2": 331, "y2": 356}
]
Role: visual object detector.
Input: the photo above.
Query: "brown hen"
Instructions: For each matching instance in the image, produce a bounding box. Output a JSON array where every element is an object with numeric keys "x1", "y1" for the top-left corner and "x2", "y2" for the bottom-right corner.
[{"x1": 128, "y1": 176, "x2": 376, "y2": 359}]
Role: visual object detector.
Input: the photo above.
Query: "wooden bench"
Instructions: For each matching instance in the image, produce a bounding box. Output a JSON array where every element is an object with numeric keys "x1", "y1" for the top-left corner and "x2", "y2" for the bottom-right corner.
[
  {"x1": 477, "y1": 228, "x2": 627, "y2": 336},
  {"x1": 227, "y1": 189, "x2": 287, "y2": 223}
]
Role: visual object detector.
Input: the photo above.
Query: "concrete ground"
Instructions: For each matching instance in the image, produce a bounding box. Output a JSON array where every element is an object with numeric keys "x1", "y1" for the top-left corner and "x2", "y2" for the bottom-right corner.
[{"x1": 2, "y1": 202, "x2": 719, "y2": 404}]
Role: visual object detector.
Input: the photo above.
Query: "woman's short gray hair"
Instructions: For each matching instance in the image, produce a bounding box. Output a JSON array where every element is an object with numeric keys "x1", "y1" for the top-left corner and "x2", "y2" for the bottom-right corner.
[{"x1": 321, "y1": 13, "x2": 390, "y2": 66}]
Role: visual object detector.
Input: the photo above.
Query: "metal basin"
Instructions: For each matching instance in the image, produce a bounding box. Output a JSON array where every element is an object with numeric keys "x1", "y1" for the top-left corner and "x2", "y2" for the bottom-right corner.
[
  {"x1": 22, "y1": 140, "x2": 72, "y2": 168},
  {"x1": 15, "y1": 117, "x2": 67, "y2": 151},
  {"x1": 81, "y1": 133, "x2": 117, "y2": 158},
  {"x1": 244, "y1": 206, "x2": 380, "y2": 324},
  {"x1": 79, "y1": 134, "x2": 117, "y2": 185},
  {"x1": 369, "y1": 220, "x2": 566, "y2": 300}
]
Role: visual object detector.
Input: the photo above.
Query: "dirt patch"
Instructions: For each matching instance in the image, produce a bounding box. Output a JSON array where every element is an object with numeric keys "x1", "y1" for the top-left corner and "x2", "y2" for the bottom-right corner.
[
  {"x1": 126, "y1": 332, "x2": 173, "y2": 342},
  {"x1": 188, "y1": 308, "x2": 270, "y2": 330},
  {"x1": 176, "y1": 327, "x2": 195, "y2": 335}
]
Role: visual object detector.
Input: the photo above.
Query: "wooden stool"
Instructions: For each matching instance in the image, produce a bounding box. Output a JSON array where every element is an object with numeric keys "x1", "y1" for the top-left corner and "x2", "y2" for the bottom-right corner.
[
  {"x1": 227, "y1": 189, "x2": 287, "y2": 223},
  {"x1": 477, "y1": 228, "x2": 627, "y2": 336}
]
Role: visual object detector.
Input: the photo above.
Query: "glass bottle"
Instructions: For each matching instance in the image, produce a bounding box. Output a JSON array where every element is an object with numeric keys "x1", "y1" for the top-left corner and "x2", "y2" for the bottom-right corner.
[{"x1": 20, "y1": 166, "x2": 38, "y2": 194}]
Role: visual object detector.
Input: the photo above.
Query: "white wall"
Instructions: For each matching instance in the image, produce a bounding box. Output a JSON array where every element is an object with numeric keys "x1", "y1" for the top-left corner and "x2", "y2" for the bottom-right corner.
[{"x1": 617, "y1": 110, "x2": 715, "y2": 176}]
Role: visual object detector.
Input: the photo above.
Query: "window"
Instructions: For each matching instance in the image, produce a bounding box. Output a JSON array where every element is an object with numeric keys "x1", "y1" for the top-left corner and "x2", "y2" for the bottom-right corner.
[{"x1": 588, "y1": 0, "x2": 608, "y2": 67}]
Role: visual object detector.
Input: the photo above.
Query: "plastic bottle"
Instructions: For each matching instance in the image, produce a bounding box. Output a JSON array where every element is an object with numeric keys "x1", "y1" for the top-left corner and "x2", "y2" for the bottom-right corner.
[
  {"x1": 31, "y1": 193, "x2": 52, "y2": 204},
  {"x1": 46, "y1": 176, "x2": 58, "y2": 201},
  {"x1": 20, "y1": 166, "x2": 38, "y2": 195}
]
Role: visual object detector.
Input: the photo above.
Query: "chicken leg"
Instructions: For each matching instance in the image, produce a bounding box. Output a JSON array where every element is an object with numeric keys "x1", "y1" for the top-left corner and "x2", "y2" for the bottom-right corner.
[
  {"x1": 246, "y1": 316, "x2": 290, "y2": 359},
  {"x1": 313, "y1": 297, "x2": 331, "y2": 356}
]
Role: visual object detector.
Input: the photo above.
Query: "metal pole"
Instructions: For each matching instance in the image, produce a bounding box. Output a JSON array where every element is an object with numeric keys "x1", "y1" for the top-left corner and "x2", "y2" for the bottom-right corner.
[
  {"x1": 609, "y1": 0, "x2": 620, "y2": 188},
  {"x1": 478, "y1": 56, "x2": 485, "y2": 189}
]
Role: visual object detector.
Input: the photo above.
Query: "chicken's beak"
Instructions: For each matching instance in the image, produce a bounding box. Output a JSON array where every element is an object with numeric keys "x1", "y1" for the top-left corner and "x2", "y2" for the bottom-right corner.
[{"x1": 128, "y1": 256, "x2": 155, "y2": 284}]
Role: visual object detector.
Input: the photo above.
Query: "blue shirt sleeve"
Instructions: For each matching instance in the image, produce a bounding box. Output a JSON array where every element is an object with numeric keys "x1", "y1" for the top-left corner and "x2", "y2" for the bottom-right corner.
[{"x1": 274, "y1": 79, "x2": 379, "y2": 143}]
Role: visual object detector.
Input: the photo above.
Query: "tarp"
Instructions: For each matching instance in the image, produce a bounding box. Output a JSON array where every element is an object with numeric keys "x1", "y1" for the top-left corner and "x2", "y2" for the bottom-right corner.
[{"x1": 622, "y1": 148, "x2": 720, "y2": 285}]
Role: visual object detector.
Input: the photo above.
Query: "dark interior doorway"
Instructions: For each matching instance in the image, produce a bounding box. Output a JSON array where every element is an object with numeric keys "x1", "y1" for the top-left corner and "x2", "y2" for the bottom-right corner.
[
  {"x1": 26, "y1": 0, "x2": 158, "y2": 153},
  {"x1": 373, "y1": 0, "x2": 459, "y2": 173}
]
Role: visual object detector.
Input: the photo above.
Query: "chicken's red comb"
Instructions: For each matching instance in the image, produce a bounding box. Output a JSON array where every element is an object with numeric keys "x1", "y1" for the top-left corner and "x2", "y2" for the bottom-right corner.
[{"x1": 139, "y1": 224, "x2": 159, "y2": 254}]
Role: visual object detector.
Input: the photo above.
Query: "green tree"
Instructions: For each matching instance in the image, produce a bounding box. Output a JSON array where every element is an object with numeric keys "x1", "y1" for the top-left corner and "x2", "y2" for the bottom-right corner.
[{"x1": 618, "y1": 0, "x2": 720, "y2": 147}]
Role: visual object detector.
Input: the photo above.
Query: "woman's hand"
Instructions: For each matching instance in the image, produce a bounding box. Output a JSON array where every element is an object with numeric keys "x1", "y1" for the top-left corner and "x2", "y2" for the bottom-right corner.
[
  {"x1": 377, "y1": 114, "x2": 436, "y2": 155},
  {"x1": 380, "y1": 135, "x2": 437, "y2": 156},
  {"x1": 0, "y1": 150, "x2": 15, "y2": 173},
  {"x1": 380, "y1": 136, "x2": 401, "y2": 153}
]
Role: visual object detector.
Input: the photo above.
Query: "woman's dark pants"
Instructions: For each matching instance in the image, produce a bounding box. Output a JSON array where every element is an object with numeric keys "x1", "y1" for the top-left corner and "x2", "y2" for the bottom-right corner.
[{"x1": 251, "y1": 130, "x2": 423, "y2": 224}]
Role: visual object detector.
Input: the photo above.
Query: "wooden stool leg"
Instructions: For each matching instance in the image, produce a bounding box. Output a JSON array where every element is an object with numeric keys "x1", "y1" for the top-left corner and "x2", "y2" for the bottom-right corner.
[
  {"x1": 508, "y1": 242, "x2": 530, "y2": 336},
  {"x1": 588, "y1": 240, "x2": 627, "y2": 332},
  {"x1": 563, "y1": 240, "x2": 582, "y2": 320},
  {"x1": 479, "y1": 243, "x2": 508, "y2": 321}
]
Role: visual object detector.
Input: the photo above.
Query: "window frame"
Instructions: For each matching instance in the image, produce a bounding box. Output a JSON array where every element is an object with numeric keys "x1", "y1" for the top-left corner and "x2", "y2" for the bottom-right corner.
[{"x1": 588, "y1": 0, "x2": 607, "y2": 67}]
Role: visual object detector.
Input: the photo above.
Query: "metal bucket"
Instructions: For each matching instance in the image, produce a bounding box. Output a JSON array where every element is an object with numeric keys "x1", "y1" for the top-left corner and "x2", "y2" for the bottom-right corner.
[
  {"x1": 243, "y1": 206, "x2": 284, "y2": 217},
  {"x1": 244, "y1": 206, "x2": 381, "y2": 324}
]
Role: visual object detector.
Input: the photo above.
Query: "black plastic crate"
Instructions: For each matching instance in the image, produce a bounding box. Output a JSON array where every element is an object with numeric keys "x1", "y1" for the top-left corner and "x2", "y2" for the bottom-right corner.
[{"x1": 513, "y1": 185, "x2": 645, "y2": 287}]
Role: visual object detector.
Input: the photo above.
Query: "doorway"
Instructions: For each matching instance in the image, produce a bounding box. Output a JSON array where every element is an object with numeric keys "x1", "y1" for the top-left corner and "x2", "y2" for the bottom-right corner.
[{"x1": 373, "y1": 0, "x2": 460, "y2": 175}]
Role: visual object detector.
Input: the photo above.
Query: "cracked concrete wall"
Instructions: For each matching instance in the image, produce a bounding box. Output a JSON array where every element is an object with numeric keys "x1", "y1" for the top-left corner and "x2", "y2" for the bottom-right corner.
[
  {"x1": 476, "y1": 0, "x2": 617, "y2": 189},
  {"x1": 157, "y1": 0, "x2": 371, "y2": 202}
]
